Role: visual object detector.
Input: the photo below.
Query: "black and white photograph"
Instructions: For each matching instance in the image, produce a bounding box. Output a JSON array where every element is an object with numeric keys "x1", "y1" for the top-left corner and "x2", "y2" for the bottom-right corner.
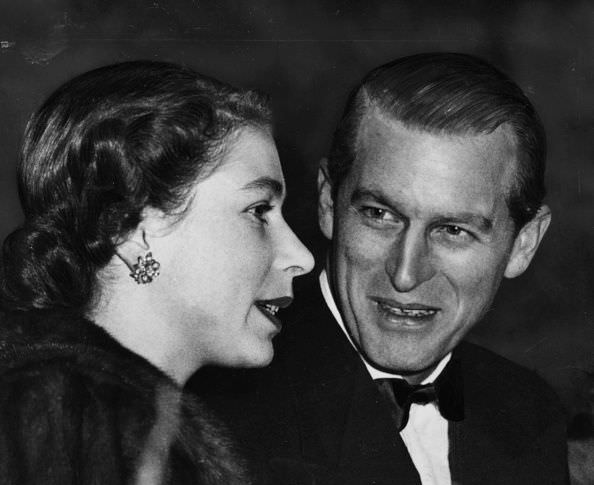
[{"x1": 0, "y1": 1, "x2": 592, "y2": 483}]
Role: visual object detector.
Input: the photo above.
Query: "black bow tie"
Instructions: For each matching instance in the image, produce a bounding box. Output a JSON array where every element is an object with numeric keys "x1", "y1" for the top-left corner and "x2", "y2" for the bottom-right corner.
[{"x1": 375, "y1": 358, "x2": 464, "y2": 431}]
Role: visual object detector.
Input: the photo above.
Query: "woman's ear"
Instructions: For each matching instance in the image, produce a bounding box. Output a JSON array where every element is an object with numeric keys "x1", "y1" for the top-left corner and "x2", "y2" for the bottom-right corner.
[
  {"x1": 318, "y1": 158, "x2": 334, "y2": 241},
  {"x1": 504, "y1": 205, "x2": 552, "y2": 279},
  {"x1": 115, "y1": 207, "x2": 170, "y2": 271},
  {"x1": 115, "y1": 226, "x2": 150, "y2": 272}
]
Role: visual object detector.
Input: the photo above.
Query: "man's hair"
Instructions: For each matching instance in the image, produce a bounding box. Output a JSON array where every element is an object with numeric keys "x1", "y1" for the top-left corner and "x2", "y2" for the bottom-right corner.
[{"x1": 327, "y1": 52, "x2": 546, "y2": 230}]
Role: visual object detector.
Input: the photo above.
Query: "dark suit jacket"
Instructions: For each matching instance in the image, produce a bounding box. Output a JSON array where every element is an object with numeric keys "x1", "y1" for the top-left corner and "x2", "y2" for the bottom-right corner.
[{"x1": 191, "y1": 283, "x2": 569, "y2": 484}]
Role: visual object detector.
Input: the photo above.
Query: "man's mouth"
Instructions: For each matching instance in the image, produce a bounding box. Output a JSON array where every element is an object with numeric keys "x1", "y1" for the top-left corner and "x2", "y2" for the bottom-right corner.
[{"x1": 374, "y1": 298, "x2": 439, "y2": 320}]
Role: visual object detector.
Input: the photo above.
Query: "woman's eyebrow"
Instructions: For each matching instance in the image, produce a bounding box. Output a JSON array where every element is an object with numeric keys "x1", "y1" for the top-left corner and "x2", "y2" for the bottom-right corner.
[{"x1": 241, "y1": 176, "x2": 284, "y2": 197}]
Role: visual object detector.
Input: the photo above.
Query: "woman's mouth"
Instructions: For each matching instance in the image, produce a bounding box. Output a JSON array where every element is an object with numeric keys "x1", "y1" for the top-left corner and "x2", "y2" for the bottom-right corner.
[
  {"x1": 259, "y1": 302, "x2": 280, "y2": 316},
  {"x1": 255, "y1": 296, "x2": 293, "y2": 329}
]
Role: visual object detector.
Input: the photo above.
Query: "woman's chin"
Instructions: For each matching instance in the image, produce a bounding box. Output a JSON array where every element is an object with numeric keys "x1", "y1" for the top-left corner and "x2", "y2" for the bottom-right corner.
[
  {"x1": 244, "y1": 348, "x2": 274, "y2": 368},
  {"x1": 212, "y1": 340, "x2": 275, "y2": 369},
  {"x1": 237, "y1": 341, "x2": 275, "y2": 368}
]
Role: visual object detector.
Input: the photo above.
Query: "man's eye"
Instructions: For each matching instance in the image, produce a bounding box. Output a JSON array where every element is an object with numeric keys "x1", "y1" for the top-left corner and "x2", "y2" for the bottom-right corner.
[
  {"x1": 438, "y1": 225, "x2": 474, "y2": 241},
  {"x1": 360, "y1": 206, "x2": 394, "y2": 221},
  {"x1": 445, "y1": 225, "x2": 464, "y2": 236}
]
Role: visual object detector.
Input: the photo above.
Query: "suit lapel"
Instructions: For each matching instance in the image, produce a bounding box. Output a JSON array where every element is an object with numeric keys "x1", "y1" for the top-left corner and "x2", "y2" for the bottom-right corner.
[
  {"x1": 337, "y1": 370, "x2": 422, "y2": 483},
  {"x1": 448, "y1": 343, "x2": 530, "y2": 484},
  {"x1": 281, "y1": 284, "x2": 421, "y2": 483}
]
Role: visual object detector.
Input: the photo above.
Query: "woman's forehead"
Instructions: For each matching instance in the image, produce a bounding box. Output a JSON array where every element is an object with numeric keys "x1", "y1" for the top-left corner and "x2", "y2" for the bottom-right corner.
[{"x1": 190, "y1": 128, "x2": 285, "y2": 198}]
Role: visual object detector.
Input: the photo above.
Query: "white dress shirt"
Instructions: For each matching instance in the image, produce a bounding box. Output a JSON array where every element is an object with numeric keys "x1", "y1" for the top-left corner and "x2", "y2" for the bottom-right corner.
[{"x1": 319, "y1": 270, "x2": 452, "y2": 485}]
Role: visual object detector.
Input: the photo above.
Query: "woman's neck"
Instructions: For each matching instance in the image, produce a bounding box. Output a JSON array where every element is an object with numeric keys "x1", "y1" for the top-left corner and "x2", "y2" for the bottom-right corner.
[{"x1": 89, "y1": 266, "x2": 202, "y2": 386}]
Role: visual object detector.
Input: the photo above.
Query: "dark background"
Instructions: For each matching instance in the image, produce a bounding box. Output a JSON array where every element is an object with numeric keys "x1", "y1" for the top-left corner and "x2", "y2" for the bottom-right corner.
[{"x1": 0, "y1": 0, "x2": 592, "y2": 418}]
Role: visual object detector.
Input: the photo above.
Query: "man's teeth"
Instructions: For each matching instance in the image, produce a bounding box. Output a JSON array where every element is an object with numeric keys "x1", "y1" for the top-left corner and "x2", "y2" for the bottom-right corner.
[
  {"x1": 380, "y1": 304, "x2": 436, "y2": 317},
  {"x1": 262, "y1": 304, "x2": 279, "y2": 315}
]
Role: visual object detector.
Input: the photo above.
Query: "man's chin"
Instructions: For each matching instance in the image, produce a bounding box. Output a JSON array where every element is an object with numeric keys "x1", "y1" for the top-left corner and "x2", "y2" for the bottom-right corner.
[{"x1": 360, "y1": 346, "x2": 444, "y2": 379}]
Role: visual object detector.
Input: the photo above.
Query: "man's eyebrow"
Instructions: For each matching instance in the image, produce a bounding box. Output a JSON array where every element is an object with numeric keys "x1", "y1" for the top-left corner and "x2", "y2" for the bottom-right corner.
[
  {"x1": 241, "y1": 176, "x2": 284, "y2": 197},
  {"x1": 435, "y1": 213, "x2": 494, "y2": 232},
  {"x1": 351, "y1": 187, "x2": 409, "y2": 221},
  {"x1": 352, "y1": 188, "x2": 494, "y2": 232},
  {"x1": 351, "y1": 188, "x2": 393, "y2": 207}
]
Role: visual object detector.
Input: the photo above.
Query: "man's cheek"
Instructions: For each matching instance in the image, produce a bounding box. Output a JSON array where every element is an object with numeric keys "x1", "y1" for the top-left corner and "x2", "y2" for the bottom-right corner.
[
  {"x1": 343, "y1": 237, "x2": 385, "y2": 273},
  {"x1": 449, "y1": 267, "x2": 501, "y2": 321}
]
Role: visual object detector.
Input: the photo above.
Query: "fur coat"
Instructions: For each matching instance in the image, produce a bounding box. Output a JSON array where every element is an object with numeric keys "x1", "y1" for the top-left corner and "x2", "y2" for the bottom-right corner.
[{"x1": 0, "y1": 310, "x2": 251, "y2": 485}]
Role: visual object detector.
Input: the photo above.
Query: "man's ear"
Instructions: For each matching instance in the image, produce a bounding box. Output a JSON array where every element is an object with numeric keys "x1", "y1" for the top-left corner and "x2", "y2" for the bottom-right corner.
[
  {"x1": 504, "y1": 205, "x2": 551, "y2": 279},
  {"x1": 318, "y1": 158, "x2": 334, "y2": 241}
]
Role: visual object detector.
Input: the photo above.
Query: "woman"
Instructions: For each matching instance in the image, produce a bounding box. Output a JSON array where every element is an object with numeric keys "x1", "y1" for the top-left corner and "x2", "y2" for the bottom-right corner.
[{"x1": 0, "y1": 60, "x2": 314, "y2": 483}]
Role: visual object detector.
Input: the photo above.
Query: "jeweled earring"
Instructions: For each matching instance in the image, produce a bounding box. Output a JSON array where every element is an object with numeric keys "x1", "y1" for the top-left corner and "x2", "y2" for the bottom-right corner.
[{"x1": 130, "y1": 251, "x2": 161, "y2": 284}]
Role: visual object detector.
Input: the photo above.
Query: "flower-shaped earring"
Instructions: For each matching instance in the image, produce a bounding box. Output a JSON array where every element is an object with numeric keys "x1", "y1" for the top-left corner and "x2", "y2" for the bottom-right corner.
[{"x1": 130, "y1": 252, "x2": 161, "y2": 284}]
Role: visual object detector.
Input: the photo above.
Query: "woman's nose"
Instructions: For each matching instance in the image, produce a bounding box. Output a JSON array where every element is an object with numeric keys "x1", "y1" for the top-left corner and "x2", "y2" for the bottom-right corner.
[{"x1": 276, "y1": 219, "x2": 315, "y2": 277}]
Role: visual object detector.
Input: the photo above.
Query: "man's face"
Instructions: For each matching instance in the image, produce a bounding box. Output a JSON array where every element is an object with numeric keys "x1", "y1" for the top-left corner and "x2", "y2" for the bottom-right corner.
[{"x1": 319, "y1": 113, "x2": 549, "y2": 382}]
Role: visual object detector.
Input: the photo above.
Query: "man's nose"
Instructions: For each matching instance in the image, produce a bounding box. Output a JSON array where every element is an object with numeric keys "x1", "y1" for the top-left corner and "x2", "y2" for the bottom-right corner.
[{"x1": 386, "y1": 228, "x2": 435, "y2": 292}]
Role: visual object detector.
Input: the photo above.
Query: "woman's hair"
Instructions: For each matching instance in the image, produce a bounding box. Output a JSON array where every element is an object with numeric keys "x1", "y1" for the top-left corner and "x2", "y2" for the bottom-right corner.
[{"x1": 1, "y1": 60, "x2": 271, "y2": 314}]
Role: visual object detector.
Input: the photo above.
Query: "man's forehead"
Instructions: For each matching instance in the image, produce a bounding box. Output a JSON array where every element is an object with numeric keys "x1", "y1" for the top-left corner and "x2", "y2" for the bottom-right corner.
[
  {"x1": 358, "y1": 107, "x2": 518, "y2": 150},
  {"x1": 353, "y1": 111, "x2": 519, "y2": 197},
  {"x1": 343, "y1": 114, "x2": 519, "y2": 228}
]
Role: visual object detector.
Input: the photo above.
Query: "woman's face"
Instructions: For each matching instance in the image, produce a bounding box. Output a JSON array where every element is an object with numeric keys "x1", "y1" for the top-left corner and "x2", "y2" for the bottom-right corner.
[{"x1": 149, "y1": 128, "x2": 314, "y2": 369}]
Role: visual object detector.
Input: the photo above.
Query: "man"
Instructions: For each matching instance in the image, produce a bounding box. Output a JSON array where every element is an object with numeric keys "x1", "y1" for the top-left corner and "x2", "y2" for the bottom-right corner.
[{"x1": 192, "y1": 53, "x2": 568, "y2": 484}]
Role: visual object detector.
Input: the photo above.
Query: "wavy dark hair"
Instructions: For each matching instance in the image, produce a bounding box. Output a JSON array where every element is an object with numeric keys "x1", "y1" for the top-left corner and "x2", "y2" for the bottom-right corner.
[
  {"x1": 1, "y1": 60, "x2": 271, "y2": 314},
  {"x1": 327, "y1": 52, "x2": 546, "y2": 230}
]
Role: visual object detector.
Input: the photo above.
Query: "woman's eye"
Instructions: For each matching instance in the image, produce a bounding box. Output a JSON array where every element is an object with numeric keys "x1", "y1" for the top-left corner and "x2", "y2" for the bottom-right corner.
[{"x1": 247, "y1": 203, "x2": 274, "y2": 223}]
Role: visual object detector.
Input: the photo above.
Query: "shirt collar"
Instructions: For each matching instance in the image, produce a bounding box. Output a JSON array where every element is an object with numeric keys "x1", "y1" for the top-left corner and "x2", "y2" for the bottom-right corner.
[{"x1": 319, "y1": 269, "x2": 450, "y2": 384}]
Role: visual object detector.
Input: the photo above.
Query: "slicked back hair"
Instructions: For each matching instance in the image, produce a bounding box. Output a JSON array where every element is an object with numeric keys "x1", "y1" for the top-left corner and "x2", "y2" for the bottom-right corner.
[{"x1": 327, "y1": 52, "x2": 546, "y2": 230}]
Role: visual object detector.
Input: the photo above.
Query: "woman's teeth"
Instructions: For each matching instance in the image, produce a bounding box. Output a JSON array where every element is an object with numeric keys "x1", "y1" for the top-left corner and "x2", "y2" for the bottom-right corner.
[{"x1": 262, "y1": 303, "x2": 279, "y2": 315}]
